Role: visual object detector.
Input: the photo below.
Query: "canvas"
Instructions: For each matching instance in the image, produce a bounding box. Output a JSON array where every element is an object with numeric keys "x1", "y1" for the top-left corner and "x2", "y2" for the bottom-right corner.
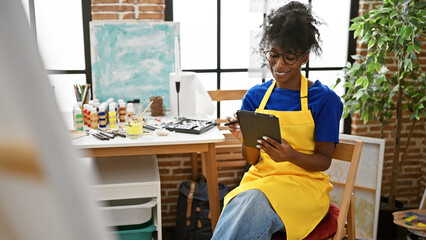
[{"x1": 90, "y1": 21, "x2": 180, "y2": 110}]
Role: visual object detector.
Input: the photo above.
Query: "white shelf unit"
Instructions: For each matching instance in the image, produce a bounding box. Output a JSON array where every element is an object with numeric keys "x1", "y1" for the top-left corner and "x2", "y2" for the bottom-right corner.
[{"x1": 92, "y1": 155, "x2": 162, "y2": 240}]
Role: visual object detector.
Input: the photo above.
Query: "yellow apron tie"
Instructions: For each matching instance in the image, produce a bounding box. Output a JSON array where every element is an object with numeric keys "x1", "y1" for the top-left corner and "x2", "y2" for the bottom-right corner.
[{"x1": 224, "y1": 74, "x2": 332, "y2": 240}]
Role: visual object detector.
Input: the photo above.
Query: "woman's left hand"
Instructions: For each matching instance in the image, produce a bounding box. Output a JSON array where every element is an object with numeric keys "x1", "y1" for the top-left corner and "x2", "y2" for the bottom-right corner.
[{"x1": 256, "y1": 136, "x2": 295, "y2": 162}]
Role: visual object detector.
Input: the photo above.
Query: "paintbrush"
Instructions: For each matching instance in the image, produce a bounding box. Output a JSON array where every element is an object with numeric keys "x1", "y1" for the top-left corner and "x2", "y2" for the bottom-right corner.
[{"x1": 137, "y1": 100, "x2": 154, "y2": 120}]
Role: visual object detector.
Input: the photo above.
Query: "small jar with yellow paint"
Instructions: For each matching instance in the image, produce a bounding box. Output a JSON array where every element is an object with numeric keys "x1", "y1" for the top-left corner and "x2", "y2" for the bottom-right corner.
[{"x1": 125, "y1": 115, "x2": 143, "y2": 139}]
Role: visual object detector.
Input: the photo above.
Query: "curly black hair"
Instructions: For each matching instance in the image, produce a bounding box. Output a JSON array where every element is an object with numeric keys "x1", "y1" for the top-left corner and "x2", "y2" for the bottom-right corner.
[{"x1": 260, "y1": 1, "x2": 322, "y2": 56}]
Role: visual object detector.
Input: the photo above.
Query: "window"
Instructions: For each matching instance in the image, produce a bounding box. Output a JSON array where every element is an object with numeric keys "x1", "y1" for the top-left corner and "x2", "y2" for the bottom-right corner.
[
  {"x1": 170, "y1": 0, "x2": 356, "y2": 133},
  {"x1": 20, "y1": 0, "x2": 91, "y2": 112}
]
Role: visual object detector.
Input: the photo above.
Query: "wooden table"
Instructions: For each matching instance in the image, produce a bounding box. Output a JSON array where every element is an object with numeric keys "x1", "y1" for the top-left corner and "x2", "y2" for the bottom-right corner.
[{"x1": 72, "y1": 127, "x2": 225, "y2": 230}]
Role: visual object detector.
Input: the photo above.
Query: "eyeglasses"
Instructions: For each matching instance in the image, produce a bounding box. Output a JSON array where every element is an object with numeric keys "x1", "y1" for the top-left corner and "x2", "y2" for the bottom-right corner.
[{"x1": 264, "y1": 50, "x2": 306, "y2": 65}]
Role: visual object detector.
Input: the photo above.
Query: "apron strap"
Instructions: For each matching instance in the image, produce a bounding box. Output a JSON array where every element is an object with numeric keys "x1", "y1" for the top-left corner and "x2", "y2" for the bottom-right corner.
[
  {"x1": 300, "y1": 74, "x2": 308, "y2": 111},
  {"x1": 258, "y1": 75, "x2": 309, "y2": 111},
  {"x1": 258, "y1": 80, "x2": 276, "y2": 111}
]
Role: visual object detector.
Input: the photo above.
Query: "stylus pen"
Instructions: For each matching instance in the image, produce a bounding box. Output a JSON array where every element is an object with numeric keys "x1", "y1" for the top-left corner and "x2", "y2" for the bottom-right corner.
[{"x1": 224, "y1": 120, "x2": 239, "y2": 126}]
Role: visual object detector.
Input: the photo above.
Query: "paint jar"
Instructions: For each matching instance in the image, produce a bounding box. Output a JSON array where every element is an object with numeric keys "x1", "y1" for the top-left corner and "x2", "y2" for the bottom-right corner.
[
  {"x1": 83, "y1": 104, "x2": 89, "y2": 126},
  {"x1": 118, "y1": 101, "x2": 126, "y2": 123},
  {"x1": 72, "y1": 104, "x2": 79, "y2": 129},
  {"x1": 109, "y1": 103, "x2": 117, "y2": 128},
  {"x1": 126, "y1": 103, "x2": 135, "y2": 120},
  {"x1": 133, "y1": 98, "x2": 142, "y2": 115},
  {"x1": 125, "y1": 114, "x2": 143, "y2": 139},
  {"x1": 75, "y1": 108, "x2": 84, "y2": 131},
  {"x1": 90, "y1": 107, "x2": 98, "y2": 129},
  {"x1": 98, "y1": 106, "x2": 107, "y2": 128}
]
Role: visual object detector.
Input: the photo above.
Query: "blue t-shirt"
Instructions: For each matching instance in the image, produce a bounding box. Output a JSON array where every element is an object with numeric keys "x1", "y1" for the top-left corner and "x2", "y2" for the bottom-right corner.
[{"x1": 241, "y1": 79, "x2": 343, "y2": 143}]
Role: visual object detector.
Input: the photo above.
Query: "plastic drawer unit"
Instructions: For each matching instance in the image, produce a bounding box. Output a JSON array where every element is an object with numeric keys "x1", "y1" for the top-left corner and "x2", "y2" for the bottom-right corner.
[
  {"x1": 101, "y1": 198, "x2": 157, "y2": 227},
  {"x1": 92, "y1": 155, "x2": 162, "y2": 240}
]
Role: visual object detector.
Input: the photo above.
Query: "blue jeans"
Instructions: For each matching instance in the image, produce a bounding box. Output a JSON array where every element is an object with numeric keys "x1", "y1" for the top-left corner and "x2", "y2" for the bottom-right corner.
[{"x1": 211, "y1": 189, "x2": 284, "y2": 240}]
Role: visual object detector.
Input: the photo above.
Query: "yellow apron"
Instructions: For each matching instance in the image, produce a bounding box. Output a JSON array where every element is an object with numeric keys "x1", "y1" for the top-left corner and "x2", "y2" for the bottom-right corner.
[{"x1": 224, "y1": 75, "x2": 333, "y2": 240}]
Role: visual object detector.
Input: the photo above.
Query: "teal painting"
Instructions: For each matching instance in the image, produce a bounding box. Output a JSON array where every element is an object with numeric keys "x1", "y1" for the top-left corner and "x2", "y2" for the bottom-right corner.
[{"x1": 90, "y1": 21, "x2": 179, "y2": 110}]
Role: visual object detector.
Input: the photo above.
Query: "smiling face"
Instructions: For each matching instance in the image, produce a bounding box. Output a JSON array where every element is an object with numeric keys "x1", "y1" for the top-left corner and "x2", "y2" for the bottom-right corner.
[{"x1": 267, "y1": 46, "x2": 309, "y2": 90}]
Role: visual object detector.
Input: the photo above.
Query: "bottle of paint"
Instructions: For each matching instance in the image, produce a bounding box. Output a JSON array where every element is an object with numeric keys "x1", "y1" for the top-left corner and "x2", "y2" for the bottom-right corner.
[
  {"x1": 90, "y1": 107, "x2": 98, "y2": 129},
  {"x1": 98, "y1": 106, "x2": 107, "y2": 128},
  {"x1": 75, "y1": 108, "x2": 84, "y2": 131},
  {"x1": 94, "y1": 102, "x2": 100, "y2": 112},
  {"x1": 109, "y1": 103, "x2": 117, "y2": 128},
  {"x1": 126, "y1": 103, "x2": 135, "y2": 120},
  {"x1": 133, "y1": 98, "x2": 142, "y2": 116},
  {"x1": 83, "y1": 104, "x2": 89, "y2": 126},
  {"x1": 118, "y1": 100, "x2": 126, "y2": 123},
  {"x1": 72, "y1": 104, "x2": 79, "y2": 129}
]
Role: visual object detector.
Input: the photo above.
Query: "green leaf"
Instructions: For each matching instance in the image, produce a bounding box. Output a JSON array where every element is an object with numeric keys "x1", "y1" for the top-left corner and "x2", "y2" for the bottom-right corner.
[
  {"x1": 351, "y1": 55, "x2": 363, "y2": 60},
  {"x1": 379, "y1": 18, "x2": 389, "y2": 25},
  {"x1": 415, "y1": 109, "x2": 420, "y2": 120},
  {"x1": 404, "y1": 60, "x2": 413, "y2": 71},
  {"x1": 368, "y1": 38, "x2": 375, "y2": 49},
  {"x1": 415, "y1": 2, "x2": 426, "y2": 9},
  {"x1": 414, "y1": 44, "x2": 421, "y2": 53},
  {"x1": 351, "y1": 16, "x2": 364, "y2": 23},
  {"x1": 354, "y1": 27, "x2": 362, "y2": 38},
  {"x1": 354, "y1": 91, "x2": 364, "y2": 100},
  {"x1": 374, "y1": 106, "x2": 379, "y2": 115},
  {"x1": 398, "y1": 35, "x2": 405, "y2": 45},
  {"x1": 355, "y1": 77, "x2": 364, "y2": 86},
  {"x1": 343, "y1": 81, "x2": 354, "y2": 88},
  {"x1": 368, "y1": 62, "x2": 376, "y2": 73},
  {"x1": 363, "y1": 78, "x2": 369, "y2": 88},
  {"x1": 407, "y1": 44, "x2": 415, "y2": 53},
  {"x1": 375, "y1": 62, "x2": 382, "y2": 73},
  {"x1": 376, "y1": 76, "x2": 385, "y2": 85},
  {"x1": 333, "y1": 78, "x2": 341, "y2": 90},
  {"x1": 392, "y1": 85, "x2": 399, "y2": 92},
  {"x1": 349, "y1": 22, "x2": 359, "y2": 31},
  {"x1": 390, "y1": 10, "x2": 398, "y2": 18}
]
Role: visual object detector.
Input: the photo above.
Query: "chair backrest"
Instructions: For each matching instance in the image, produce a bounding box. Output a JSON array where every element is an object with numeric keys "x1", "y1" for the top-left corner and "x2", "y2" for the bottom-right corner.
[
  {"x1": 208, "y1": 89, "x2": 247, "y2": 131},
  {"x1": 331, "y1": 140, "x2": 363, "y2": 240}
]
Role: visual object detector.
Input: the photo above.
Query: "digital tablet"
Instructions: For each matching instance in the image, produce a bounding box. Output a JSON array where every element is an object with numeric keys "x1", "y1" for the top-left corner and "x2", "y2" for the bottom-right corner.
[{"x1": 236, "y1": 110, "x2": 281, "y2": 148}]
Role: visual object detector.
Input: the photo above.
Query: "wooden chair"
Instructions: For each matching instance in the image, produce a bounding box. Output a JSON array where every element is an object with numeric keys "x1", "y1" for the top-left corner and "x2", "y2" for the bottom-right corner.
[
  {"x1": 272, "y1": 140, "x2": 364, "y2": 240},
  {"x1": 328, "y1": 140, "x2": 363, "y2": 240}
]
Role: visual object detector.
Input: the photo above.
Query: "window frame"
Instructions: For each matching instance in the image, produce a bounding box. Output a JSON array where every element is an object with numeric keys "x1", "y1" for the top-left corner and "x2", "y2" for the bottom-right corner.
[
  {"x1": 26, "y1": 0, "x2": 357, "y2": 134},
  {"x1": 24, "y1": 0, "x2": 93, "y2": 97}
]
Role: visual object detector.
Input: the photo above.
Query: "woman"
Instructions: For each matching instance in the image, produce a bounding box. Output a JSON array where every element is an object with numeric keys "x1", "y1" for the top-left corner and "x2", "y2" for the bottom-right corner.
[{"x1": 211, "y1": 2, "x2": 343, "y2": 240}]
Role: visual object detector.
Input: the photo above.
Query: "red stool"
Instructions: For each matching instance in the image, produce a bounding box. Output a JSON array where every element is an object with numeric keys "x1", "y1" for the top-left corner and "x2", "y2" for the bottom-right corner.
[{"x1": 271, "y1": 203, "x2": 340, "y2": 240}]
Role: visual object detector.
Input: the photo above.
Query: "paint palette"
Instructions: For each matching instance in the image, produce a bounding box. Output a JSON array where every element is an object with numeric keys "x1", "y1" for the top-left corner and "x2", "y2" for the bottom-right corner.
[
  {"x1": 166, "y1": 118, "x2": 217, "y2": 134},
  {"x1": 393, "y1": 209, "x2": 426, "y2": 234}
]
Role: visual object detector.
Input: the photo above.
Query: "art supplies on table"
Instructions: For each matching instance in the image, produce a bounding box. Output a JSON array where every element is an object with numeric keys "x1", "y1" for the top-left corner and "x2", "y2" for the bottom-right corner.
[
  {"x1": 74, "y1": 83, "x2": 91, "y2": 104},
  {"x1": 165, "y1": 118, "x2": 217, "y2": 134}
]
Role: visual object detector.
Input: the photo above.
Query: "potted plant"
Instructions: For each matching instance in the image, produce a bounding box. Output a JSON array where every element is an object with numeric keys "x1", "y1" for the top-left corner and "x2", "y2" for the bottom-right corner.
[{"x1": 334, "y1": 0, "x2": 425, "y2": 237}]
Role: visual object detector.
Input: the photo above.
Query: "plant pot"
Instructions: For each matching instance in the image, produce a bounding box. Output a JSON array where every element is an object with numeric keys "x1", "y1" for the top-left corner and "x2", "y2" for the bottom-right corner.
[{"x1": 377, "y1": 197, "x2": 404, "y2": 240}]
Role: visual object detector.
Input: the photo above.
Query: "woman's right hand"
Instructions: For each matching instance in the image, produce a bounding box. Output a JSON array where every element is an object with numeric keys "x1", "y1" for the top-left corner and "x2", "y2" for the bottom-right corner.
[{"x1": 226, "y1": 113, "x2": 243, "y2": 142}]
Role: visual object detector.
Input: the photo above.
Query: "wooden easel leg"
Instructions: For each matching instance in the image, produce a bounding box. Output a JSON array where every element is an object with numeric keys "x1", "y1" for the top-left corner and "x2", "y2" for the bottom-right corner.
[{"x1": 347, "y1": 194, "x2": 356, "y2": 240}]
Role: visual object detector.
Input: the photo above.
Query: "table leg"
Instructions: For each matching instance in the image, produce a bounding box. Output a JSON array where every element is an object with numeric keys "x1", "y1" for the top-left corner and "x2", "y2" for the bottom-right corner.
[
  {"x1": 190, "y1": 152, "x2": 199, "y2": 181},
  {"x1": 203, "y1": 143, "x2": 220, "y2": 231}
]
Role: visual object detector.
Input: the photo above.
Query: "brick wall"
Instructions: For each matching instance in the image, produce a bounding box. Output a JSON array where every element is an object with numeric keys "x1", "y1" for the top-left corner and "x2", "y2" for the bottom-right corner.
[
  {"x1": 354, "y1": 0, "x2": 426, "y2": 208},
  {"x1": 91, "y1": 0, "x2": 165, "y2": 21}
]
